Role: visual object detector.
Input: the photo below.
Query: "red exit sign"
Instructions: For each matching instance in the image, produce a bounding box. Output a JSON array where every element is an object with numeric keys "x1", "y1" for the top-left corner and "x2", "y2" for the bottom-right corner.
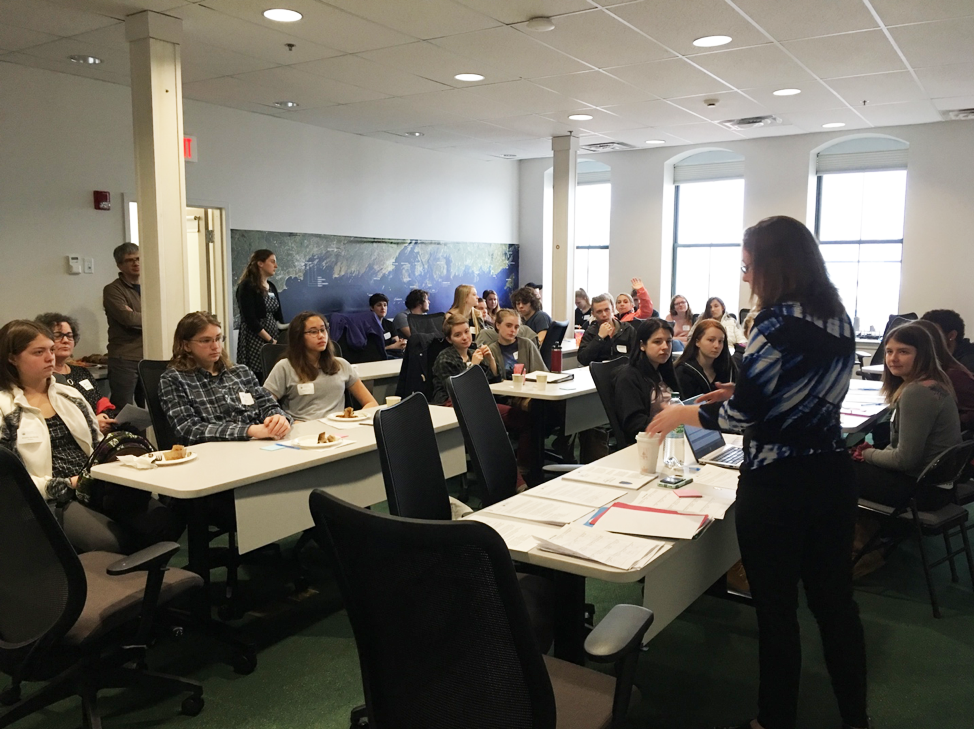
[{"x1": 183, "y1": 135, "x2": 197, "y2": 162}]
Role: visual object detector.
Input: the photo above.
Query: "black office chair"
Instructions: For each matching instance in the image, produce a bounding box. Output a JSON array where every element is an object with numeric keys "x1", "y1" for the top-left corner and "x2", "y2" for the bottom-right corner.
[
  {"x1": 539, "y1": 320, "x2": 569, "y2": 370},
  {"x1": 308, "y1": 487, "x2": 653, "y2": 729},
  {"x1": 855, "y1": 442, "x2": 974, "y2": 618},
  {"x1": 138, "y1": 360, "x2": 178, "y2": 452},
  {"x1": 0, "y1": 447, "x2": 204, "y2": 728},
  {"x1": 407, "y1": 311, "x2": 445, "y2": 337},
  {"x1": 590, "y1": 357, "x2": 630, "y2": 448},
  {"x1": 259, "y1": 343, "x2": 287, "y2": 384}
]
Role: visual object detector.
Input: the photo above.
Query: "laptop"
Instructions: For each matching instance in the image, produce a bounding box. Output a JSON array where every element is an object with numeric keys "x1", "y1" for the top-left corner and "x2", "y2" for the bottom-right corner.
[{"x1": 683, "y1": 424, "x2": 745, "y2": 469}]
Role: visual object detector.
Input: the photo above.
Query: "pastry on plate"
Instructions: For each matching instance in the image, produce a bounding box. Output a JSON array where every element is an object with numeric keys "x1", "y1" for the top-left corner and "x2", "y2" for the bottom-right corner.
[
  {"x1": 317, "y1": 432, "x2": 338, "y2": 444},
  {"x1": 337, "y1": 406, "x2": 355, "y2": 419},
  {"x1": 165, "y1": 444, "x2": 187, "y2": 461}
]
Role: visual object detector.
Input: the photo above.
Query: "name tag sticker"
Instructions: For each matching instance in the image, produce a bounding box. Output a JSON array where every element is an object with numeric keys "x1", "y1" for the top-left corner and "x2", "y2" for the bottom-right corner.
[
  {"x1": 383, "y1": 331, "x2": 391, "y2": 340},
  {"x1": 683, "y1": 325, "x2": 690, "y2": 332},
  {"x1": 297, "y1": 382, "x2": 314, "y2": 395},
  {"x1": 512, "y1": 351, "x2": 519, "y2": 360},
  {"x1": 19, "y1": 429, "x2": 44, "y2": 444},
  {"x1": 239, "y1": 392, "x2": 255, "y2": 406},
  {"x1": 616, "y1": 345, "x2": 628, "y2": 353},
  {"x1": 79, "y1": 379, "x2": 94, "y2": 391}
]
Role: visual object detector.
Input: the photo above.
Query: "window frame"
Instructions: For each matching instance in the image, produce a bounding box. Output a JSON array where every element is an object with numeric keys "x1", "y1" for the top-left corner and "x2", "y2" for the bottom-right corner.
[{"x1": 574, "y1": 180, "x2": 611, "y2": 297}]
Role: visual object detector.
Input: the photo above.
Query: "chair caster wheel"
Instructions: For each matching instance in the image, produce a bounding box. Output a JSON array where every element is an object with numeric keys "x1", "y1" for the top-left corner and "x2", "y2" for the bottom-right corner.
[
  {"x1": 232, "y1": 649, "x2": 257, "y2": 675},
  {"x1": 181, "y1": 695, "x2": 204, "y2": 716},
  {"x1": 349, "y1": 703, "x2": 369, "y2": 728},
  {"x1": 170, "y1": 626, "x2": 185, "y2": 640},
  {"x1": 1, "y1": 685, "x2": 21, "y2": 706}
]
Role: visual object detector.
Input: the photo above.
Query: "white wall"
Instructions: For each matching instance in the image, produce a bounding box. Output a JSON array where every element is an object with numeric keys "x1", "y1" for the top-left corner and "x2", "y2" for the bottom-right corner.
[
  {"x1": 0, "y1": 62, "x2": 518, "y2": 354},
  {"x1": 519, "y1": 121, "x2": 974, "y2": 325}
]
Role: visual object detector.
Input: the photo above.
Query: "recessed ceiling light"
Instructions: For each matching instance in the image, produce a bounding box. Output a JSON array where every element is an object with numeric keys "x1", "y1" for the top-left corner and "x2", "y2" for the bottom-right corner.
[
  {"x1": 645, "y1": 139, "x2": 666, "y2": 145},
  {"x1": 568, "y1": 114, "x2": 593, "y2": 121},
  {"x1": 263, "y1": 8, "x2": 302, "y2": 22},
  {"x1": 400, "y1": 131, "x2": 424, "y2": 137},
  {"x1": 773, "y1": 88, "x2": 801, "y2": 96},
  {"x1": 822, "y1": 122, "x2": 846, "y2": 128},
  {"x1": 69, "y1": 55, "x2": 101, "y2": 65},
  {"x1": 502, "y1": 154, "x2": 517, "y2": 158},
  {"x1": 454, "y1": 73, "x2": 484, "y2": 82},
  {"x1": 273, "y1": 101, "x2": 299, "y2": 109},
  {"x1": 693, "y1": 35, "x2": 732, "y2": 48},
  {"x1": 525, "y1": 16, "x2": 555, "y2": 32}
]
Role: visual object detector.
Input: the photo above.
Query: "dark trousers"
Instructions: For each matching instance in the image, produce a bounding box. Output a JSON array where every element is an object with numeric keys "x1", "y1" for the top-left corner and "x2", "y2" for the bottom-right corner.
[
  {"x1": 107, "y1": 357, "x2": 145, "y2": 407},
  {"x1": 854, "y1": 460, "x2": 952, "y2": 511},
  {"x1": 736, "y1": 452, "x2": 868, "y2": 729}
]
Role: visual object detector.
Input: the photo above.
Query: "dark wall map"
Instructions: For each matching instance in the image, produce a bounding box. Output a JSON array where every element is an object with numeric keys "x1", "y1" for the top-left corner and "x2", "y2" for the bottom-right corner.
[{"x1": 230, "y1": 229, "x2": 519, "y2": 323}]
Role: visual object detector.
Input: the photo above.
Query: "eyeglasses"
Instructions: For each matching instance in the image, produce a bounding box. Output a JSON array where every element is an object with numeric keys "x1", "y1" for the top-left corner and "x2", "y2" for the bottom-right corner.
[
  {"x1": 52, "y1": 332, "x2": 76, "y2": 342},
  {"x1": 740, "y1": 263, "x2": 750, "y2": 274},
  {"x1": 304, "y1": 328, "x2": 328, "y2": 337},
  {"x1": 191, "y1": 336, "x2": 224, "y2": 345}
]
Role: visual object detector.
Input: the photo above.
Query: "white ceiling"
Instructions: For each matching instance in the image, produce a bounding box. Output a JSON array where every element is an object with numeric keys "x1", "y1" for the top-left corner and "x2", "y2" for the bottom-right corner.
[{"x1": 2, "y1": 0, "x2": 973, "y2": 160}]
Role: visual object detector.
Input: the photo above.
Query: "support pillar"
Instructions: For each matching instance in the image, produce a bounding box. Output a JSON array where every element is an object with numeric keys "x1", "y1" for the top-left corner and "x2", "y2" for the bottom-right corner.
[
  {"x1": 550, "y1": 134, "x2": 578, "y2": 337},
  {"x1": 126, "y1": 11, "x2": 189, "y2": 359}
]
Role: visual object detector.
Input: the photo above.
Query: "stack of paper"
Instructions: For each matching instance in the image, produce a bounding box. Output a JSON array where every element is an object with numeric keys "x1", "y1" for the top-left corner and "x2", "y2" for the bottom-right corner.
[
  {"x1": 626, "y1": 485, "x2": 735, "y2": 519},
  {"x1": 463, "y1": 513, "x2": 561, "y2": 552},
  {"x1": 535, "y1": 525, "x2": 669, "y2": 571},
  {"x1": 479, "y1": 495, "x2": 594, "y2": 526},
  {"x1": 528, "y1": 480, "x2": 626, "y2": 507},
  {"x1": 588, "y1": 502, "x2": 712, "y2": 540},
  {"x1": 563, "y1": 465, "x2": 656, "y2": 489}
]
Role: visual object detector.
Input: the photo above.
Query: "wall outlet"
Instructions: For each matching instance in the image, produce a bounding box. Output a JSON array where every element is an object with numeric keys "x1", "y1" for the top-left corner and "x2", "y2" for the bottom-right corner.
[
  {"x1": 67, "y1": 255, "x2": 82, "y2": 275},
  {"x1": 83, "y1": 257, "x2": 95, "y2": 274}
]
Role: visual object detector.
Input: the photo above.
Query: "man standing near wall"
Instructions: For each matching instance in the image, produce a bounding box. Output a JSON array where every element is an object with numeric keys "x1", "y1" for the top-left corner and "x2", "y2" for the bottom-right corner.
[{"x1": 103, "y1": 242, "x2": 144, "y2": 406}]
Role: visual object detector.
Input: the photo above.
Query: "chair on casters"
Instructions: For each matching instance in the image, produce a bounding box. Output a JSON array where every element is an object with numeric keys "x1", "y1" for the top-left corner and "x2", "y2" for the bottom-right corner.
[
  {"x1": 259, "y1": 343, "x2": 287, "y2": 384},
  {"x1": 854, "y1": 442, "x2": 974, "y2": 618},
  {"x1": 406, "y1": 311, "x2": 445, "y2": 337},
  {"x1": 589, "y1": 356, "x2": 631, "y2": 448},
  {"x1": 539, "y1": 320, "x2": 569, "y2": 370},
  {"x1": 308, "y1": 487, "x2": 654, "y2": 729},
  {"x1": 0, "y1": 448, "x2": 204, "y2": 729}
]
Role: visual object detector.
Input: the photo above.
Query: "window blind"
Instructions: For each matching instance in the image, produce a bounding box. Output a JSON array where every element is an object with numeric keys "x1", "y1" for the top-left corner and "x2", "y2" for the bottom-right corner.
[
  {"x1": 816, "y1": 149, "x2": 908, "y2": 174},
  {"x1": 673, "y1": 160, "x2": 744, "y2": 184}
]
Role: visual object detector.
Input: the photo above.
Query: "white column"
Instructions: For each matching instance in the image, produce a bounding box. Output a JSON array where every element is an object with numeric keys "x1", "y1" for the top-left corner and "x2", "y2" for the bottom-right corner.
[
  {"x1": 126, "y1": 11, "x2": 189, "y2": 360},
  {"x1": 550, "y1": 134, "x2": 578, "y2": 336}
]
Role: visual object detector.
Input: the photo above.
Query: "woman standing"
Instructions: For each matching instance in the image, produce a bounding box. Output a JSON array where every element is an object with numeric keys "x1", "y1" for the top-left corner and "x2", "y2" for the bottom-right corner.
[
  {"x1": 704, "y1": 296, "x2": 748, "y2": 345},
  {"x1": 264, "y1": 311, "x2": 378, "y2": 420},
  {"x1": 236, "y1": 249, "x2": 285, "y2": 381},
  {"x1": 613, "y1": 319, "x2": 678, "y2": 444},
  {"x1": 647, "y1": 216, "x2": 868, "y2": 729},
  {"x1": 448, "y1": 284, "x2": 484, "y2": 337},
  {"x1": 674, "y1": 319, "x2": 737, "y2": 401},
  {"x1": 665, "y1": 294, "x2": 696, "y2": 343}
]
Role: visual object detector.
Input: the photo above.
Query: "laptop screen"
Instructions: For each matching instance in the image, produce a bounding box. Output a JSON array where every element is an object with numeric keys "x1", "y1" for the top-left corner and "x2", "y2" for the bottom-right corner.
[{"x1": 684, "y1": 424, "x2": 726, "y2": 460}]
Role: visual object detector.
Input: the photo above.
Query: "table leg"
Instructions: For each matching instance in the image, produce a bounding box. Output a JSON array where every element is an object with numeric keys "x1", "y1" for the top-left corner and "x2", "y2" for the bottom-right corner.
[
  {"x1": 185, "y1": 499, "x2": 212, "y2": 620},
  {"x1": 552, "y1": 571, "x2": 587, "y2": 665}
]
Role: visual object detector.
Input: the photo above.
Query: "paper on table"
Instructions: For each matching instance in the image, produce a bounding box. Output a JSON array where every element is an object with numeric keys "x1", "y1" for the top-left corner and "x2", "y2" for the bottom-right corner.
[
  {"x1": 480, "y1": 495, "x2": 593, "y2": 526},
  {"x1": 590, "y1": 502, "x2": 710, "y2": 540},
  {"x1": 528, "y1": 480, "x2": 626, "y2": 507},
  {"x1": 114, "y1": 404, "x2": 153, "y2": 431},
  {"x1": 626, "y1": 485, "x2": 734, "y2": 519},
  {"x1": 536, "y1": 525, "x2": 669, "y2": 571},
  {"x1": 563, "y1": 465, "x2": 655, "y2": 489},
  {"x1": 463, "y1": 514, "x2": 561, "y2": 552}
]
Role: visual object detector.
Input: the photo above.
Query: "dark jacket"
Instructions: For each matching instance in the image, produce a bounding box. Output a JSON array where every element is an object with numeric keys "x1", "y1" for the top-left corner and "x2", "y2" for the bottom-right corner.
[
  {"x1": 578, "y1": 319, "x2": 637, "y2": 367},
  {"x1": 103, "y1": 275, "x2": 142, "y2": 360},
  {"x1": 954, "y1": 337, "x2": 974, "y2": 373},
  {"x1": 675, "y1": 357, "x2": 737, "y2": 401},
  {"x1": 236, "y1": 279, "x2": 284, "y2": 334},
  {"x1": 612, "y1": 358, "x2": 679, "y2": 445}
]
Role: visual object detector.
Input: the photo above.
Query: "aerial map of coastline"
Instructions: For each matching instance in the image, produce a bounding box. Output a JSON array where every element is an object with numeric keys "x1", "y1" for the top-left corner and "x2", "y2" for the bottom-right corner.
[{"x1": 230, "y1": 229, "x2": 519, "y2": 321}]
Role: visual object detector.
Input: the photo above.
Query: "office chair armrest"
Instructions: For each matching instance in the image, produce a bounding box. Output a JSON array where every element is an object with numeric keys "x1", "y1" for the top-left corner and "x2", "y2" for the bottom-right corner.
[
  {"x1": 584, "y1": 604, "x2": 654, "y2": 663},
  {"x1": 542, "y1": 464, "x2": 583, "y2": 473},
  {"x1": 106, "y1": 541, "x2": 181, "y2": 576}
]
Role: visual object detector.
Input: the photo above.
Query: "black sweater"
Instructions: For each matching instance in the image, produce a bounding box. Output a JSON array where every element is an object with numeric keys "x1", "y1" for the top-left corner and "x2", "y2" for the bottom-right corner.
[
  {"x1": 612, "y1": 359, "x2": 679, "y2": 445},
  {"x1": 675, "y1": 357, "x2": 737, "y2": 401},
  {"x1": 236, "y1": 279, "x2": 285, "y2": 334}
]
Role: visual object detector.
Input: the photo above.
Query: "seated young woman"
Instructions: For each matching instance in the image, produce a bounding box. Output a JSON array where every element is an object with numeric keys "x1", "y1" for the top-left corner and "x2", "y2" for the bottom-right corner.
[
  {"x1": 0, "y1": 319, "x2": 181, "y2": 554},
  {"x1": 263, "y1": 311, "x2": 378, "y2": 420},
  {"x1": 703, "y1": 296, "x2": 748, "y2": 345},
  {"x1": 665, "y1": 294, "x2": 696, "y2": 343},
  {"x1": 674, "y1": 319, "x2": 737, "y2": 401},
  {"x1": 448, "y1": 284, "x2": 486, "y2": 338},
  {"x1": 485, "y1": 308, "x2": 547, "y2": 379},
  {"x1": 914, "y1": 319, "x2": 974, "y2": 430},
  {"x1": 612, "y1": 318, "x2": 679, "y2": 444},
  {"x1": 159, "y1": 311, "x2": 293, "y2": 445},
  {"x1": 615, "y1": 277, "x2": 653, "y2": 323},
  {"x1": 854, "y1": 322, "x2": 962, "y2": 510},
  {"x1": 35, "y1": 312, "x2": 116, "y2": 434},
  {"x1": 431, "y1": 314, "x2": 497, "y2": 406}
]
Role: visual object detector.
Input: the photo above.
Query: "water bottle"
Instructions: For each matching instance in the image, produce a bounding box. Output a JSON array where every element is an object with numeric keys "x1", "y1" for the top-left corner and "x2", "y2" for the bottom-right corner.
[
  {"x1": 663, "y1": 391, "x2": 684, "y2": 470},
  {"x1": 551, "y1": 340, "x2": 563, "y2": 373}
]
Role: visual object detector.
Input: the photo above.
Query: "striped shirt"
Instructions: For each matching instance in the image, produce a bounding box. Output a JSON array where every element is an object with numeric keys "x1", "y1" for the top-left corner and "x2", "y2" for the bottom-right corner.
[{"x1": 699, "y1": 303, "x2": 854, "y2": 470}]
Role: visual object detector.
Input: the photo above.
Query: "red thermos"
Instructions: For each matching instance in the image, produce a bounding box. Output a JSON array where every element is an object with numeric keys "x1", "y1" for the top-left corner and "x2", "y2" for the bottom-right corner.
[{"x1": 551, "y1": 341, "x2": 563, "y2": 373}]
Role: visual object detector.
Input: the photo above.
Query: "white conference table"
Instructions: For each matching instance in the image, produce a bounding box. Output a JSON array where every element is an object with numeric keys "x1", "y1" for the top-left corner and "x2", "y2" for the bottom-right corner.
[
  {"x1": 861, "y1": 364, "x2": 884, "y2": 377},
  {"x1": 351, "y1": 358, "x2": 401, "y2": 402},
  {"x1": 489, "y1": 366, "x2": 607, "y2": 435},
  {"x1": 842, "y1": 378, "x2": 887, "y2": 433}
]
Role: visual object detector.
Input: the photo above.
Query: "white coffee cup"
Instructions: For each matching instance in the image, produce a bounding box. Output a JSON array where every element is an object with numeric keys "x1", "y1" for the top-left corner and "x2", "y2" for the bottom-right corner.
[
  {"x1": 636, "y1": 431, "x2": 661, "y2": 475},
  {"x1": 385, "y1": 396, "x2": 401, "y2": 406},
  {"x1": 535, "y1": 373, "x2": 548, "y2": 388},
  {"x1": 512, "y1": 373, "x2": 525, "y2": 390}
]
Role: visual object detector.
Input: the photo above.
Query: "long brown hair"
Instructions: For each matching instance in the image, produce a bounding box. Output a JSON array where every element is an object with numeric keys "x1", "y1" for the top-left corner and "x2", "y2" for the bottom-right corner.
[
  {"x1": 237, "y1": 249, "x2": 275, "y2": 290},
  {"x1": 482, "y1": 289, "x2": 500, "y2": 317},
  {"x1": 286, "y1": 311, "x2": 340, "y2": 382},
  {"x1": 168, "y1": 312, "x2": 233, "y2": 372},
  {"x1": 0, "y1": 320, "x2": 53, "y2": 391},
  {"x1": 881, "y1": 322, "x2": 954, "y2": 403},
  {"x1": 669, "y1": 294, "x2": 694, "y2": 321},
  {"x1": 675, "y1": 319, "x2": 735, "y2": 379},
  {"x1": 450, "y1": 284, "x2": 482, "y2": 334},
  {"x1": 743, "y1": 216, "x2": 844, "y2": 321}
]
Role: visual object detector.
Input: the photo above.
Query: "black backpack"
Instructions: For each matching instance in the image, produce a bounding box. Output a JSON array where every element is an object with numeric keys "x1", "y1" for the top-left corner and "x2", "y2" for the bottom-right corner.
[{"x1": 76, "y1": 430, "x2": 155, "y2": 512}]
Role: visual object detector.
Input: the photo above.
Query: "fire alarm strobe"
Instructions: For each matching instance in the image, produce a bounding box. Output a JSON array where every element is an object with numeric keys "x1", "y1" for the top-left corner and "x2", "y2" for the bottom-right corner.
[{"x1": 93, "y1": 191, "x2": 111, "y2": 211}]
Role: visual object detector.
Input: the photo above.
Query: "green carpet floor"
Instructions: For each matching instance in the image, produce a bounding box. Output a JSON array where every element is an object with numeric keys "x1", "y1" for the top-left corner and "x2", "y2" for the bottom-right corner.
[{"x1": 13, "y1": 522, "x2": 974, "y2": 729}]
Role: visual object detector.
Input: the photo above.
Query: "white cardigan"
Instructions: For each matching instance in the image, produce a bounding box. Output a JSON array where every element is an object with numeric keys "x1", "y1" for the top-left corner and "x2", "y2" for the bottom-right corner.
[{"x1": 0, "y1": 380, "x2": 100, "y2": 500}]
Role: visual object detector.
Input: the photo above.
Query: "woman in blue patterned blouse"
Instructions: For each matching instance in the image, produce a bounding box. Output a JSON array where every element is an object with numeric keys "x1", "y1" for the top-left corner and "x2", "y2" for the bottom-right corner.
[{"x1": 648, "y1": 216, "x2": 868, "y2": 729}]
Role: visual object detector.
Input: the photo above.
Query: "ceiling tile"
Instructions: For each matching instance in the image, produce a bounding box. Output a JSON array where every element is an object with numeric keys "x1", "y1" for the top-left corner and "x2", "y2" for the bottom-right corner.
[
  {"x1": 182, "y1": 75, "x2": 278, "y2": 107},
  {"x1": 783, "y1": 30, "x2": 905, "y2": 79},
  {"x1": 285, "y1": 97, "x2": 464, "y2": 134},
  {"x1": 490, "y1": 114, "x2": 575, "y2": 138},
  {"x1": 539, "y1": 109, "x2": 643, "y2": 134},
  {"x1": 360, "y1": 41, "x2": 517, "y2": 87},
  {"x1": 179, "y1": 42, "x2": 278, "y2": 84},
  {"x1": 511, "y1": 8, "x2": 673, "y2": 69},
  {"x1": 203, "y1": 0, "x2": 417, "y2": 53},
  {"x1": 930, "y1": 95, "x2": 974, "y2": 111},
  {"x1": 826, "y1": 71, "x2": 927, "y2": 107},
  {"x1": 464, "y1": 79, "x2": 587, "y2": 114},
  {"x1": 741, "y1": 83, "x2": 849, "y2": 113},
  {"x1": 532, "y1": 70, "x2": 653, "y2": 107},
  {"x1": 669, "y1": 91, "x2": 771, "y2": 122},
  {"x1": 0, "y1": 49, "x2": 130, "y2": 84},
  {"x1": 890, "y1": 17, "x2": 974, "y2": 68},
  {"x1": 69, "y1": 21, "x2": 126, "y2": 48},
  {"x1": 692, "y1": 44, "x2": 820, "y2": 89},
  {"x1": 732, "y1": 0, "x2": 879, "y2": 41},
  {"x1": 779, "y1": 107, "x2": 871, "y2": 132},
  {"x1": 870, "y1": 0, "x2": 974, "y2": 27},
  {"x1": 602, "y1": 99, "x2": 707, "y2": 126},
  {"x1": 16, "y1": 35, "x2": 129, "y2": 67},
  {"x1": 606, "y1": 58, "x2": 733, "y2": 99},
  {"x1": 603, "y1": 127, "x2": 703, "y2": 147},
  {"x1": 324, "y1": 0, "x2": 501, "y2": 40},
  {"x1": 431, "y1": 25, "x2": 589, "y2": 79},
  {"x1": 434, "y1": 119, "x2": 535, "y2": 142},
  {"x1": 47, "y1": 0, "x2": 194, "y2": 14},
  {"x1": 402, "y1": 88, "x2": 522, "y2": 120},
  {"x1": 735, "y1": 123, "x2": 805, "y2": 139},
  {"x1": 454, "y1": 0, "x2": 592, "y2": 25},
  {"x1": 650, "y1": 123, "x2": 744, "y2": 143},
  {"x1": 0, "y1": 0, "x2": 119, "y2": 37},
  {"x1": 365, "y1": 126, "x2": 481, "y2": 149},
  {"x1": 234, "y1": 65, "x2": 388, "y2": 106},
  {"x1": 915, "y1": 63, "x2": 974, "y2": 98},
  {"x1": 857, "y1": 100, "x2": 942, "y2": 126},
  {"x1": 294, "y1": 54, "x2": 449, "y2": 96},
  {"x1": 0, "y1": 21, "x2": 58, "y2": 50},
  {"x1": 609, "y1": 0, "x2": 771, "y2": 55}
]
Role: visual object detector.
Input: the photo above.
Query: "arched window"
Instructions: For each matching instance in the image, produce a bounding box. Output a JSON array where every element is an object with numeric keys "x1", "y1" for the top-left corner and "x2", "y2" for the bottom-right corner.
[{"x1": 813, "y1": 136, "x2": 908, "y2": 333}]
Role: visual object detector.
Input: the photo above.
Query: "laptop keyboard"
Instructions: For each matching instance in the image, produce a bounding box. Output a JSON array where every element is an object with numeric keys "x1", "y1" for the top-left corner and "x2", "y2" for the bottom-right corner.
[{"x1": 712, "y1": 447, "x2": 744, "y2": 465}]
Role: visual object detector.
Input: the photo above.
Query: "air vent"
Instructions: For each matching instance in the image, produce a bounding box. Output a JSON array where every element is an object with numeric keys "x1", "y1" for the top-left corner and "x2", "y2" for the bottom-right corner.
[
  {"x1": 942, "y1": 108, "x2": 974, "y2": 121},
  {"x1": 580, "y1": 141, "x2": 638, "y2": 152},
  {"x1": 718, "y1": 115, "x2": 781, "y2": 131}
]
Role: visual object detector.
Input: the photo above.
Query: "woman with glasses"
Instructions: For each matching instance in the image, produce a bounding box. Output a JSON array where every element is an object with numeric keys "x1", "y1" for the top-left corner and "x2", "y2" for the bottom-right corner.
[
  {"x1": 263, "y1": 311, "x2": 377, "y2": 420},
  {"x1": 665, "y1": 294, "x2": 696, "y2": 343},
  {"x1": 35, "y1": 312, "x2": 117, "y2": 434},
  {"x1": 159, "y1": 311, "x2": 292, "y2": 445}
]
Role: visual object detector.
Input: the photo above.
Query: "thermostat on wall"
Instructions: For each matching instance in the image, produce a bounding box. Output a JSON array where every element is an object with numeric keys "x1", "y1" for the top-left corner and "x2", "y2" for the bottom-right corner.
[{"x1": 67, "y1": 256, "x2": 83, "y2": 275}]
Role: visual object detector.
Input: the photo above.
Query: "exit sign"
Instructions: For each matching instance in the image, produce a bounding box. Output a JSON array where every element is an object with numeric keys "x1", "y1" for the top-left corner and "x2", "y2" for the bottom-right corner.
[{"x1": 183, "y1": 135, "x2": 197, "y2": 162}]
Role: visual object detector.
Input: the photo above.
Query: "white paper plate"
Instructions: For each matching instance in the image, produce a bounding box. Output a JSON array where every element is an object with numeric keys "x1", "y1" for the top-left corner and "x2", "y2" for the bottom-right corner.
[
  {"x1": 324, "y1": 411, "x2": 369, "y2": 423},
  {"x1": 152, "y1": 450, "x2": 197, "y2": 466},
  {"x1": 292, "y1": 435, "x2": 346, "y2": 449}
]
